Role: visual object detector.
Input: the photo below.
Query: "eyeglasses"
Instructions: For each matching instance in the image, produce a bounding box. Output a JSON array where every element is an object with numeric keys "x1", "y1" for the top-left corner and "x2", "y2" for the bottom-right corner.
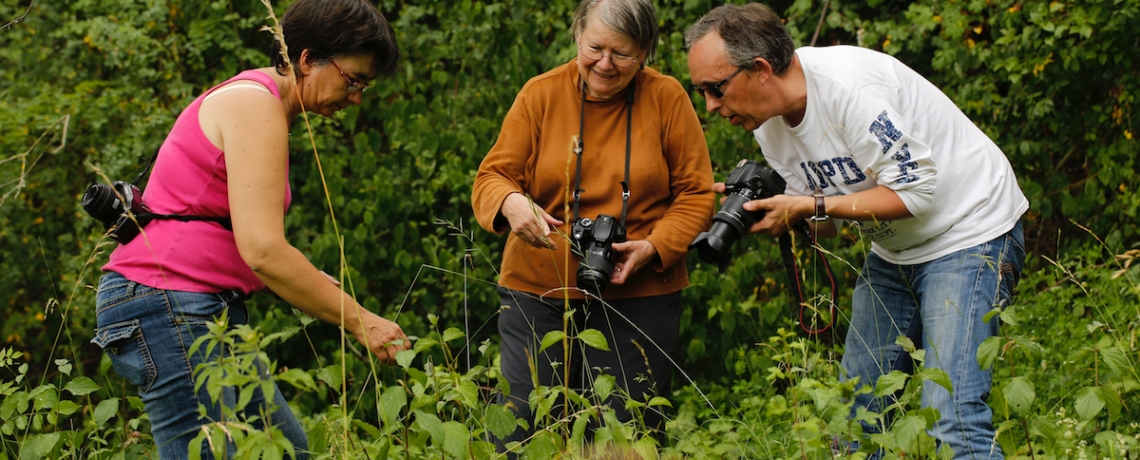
[
  {"x1": 329, "y1": 59, "x2": 370, "y2": 94},
  {"x1": 577, "y1": 44, "x2": 641, "y2": 68},
  {"x1": 694, "y1": 67, "x2": 746, "y2": 99}
]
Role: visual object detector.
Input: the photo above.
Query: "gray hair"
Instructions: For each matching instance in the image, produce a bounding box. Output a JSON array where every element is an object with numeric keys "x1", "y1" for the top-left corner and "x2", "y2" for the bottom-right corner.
[
  {"x1": 571, "y1": 0, "x2": 659, "y2": 63},
  {"x1": 683, "y1": 3, "x2": 795, "y2": 75}
]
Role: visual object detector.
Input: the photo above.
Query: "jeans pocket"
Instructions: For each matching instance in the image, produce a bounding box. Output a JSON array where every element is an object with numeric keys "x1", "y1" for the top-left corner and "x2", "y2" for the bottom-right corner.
[{"x1": 92, "y1": 319, "x2": 158, "y2": 392}]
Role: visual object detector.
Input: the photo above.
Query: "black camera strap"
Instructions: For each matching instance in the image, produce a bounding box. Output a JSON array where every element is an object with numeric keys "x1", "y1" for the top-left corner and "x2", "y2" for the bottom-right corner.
[
  {"x1": 132, "y1": 146, "x2": 234, "y2": 230},
  {"x1": 779, "y1": 221, "x2": 838, "y2": 335},
  {"x1": 573, "y1": 80, "x2": 636, "y2": 227}
]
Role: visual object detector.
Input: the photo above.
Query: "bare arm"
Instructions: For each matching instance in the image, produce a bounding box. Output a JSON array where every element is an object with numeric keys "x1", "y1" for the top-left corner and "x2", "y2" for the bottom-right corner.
[
  {"x1": 207, "y1": 87, "x2": 408, "y2": 361},
  {"x1": 714, "y1": 183, "x2": 911, "y2": 238}
]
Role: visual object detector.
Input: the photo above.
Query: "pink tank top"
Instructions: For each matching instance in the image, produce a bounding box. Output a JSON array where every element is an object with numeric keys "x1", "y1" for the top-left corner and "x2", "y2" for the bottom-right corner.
[{"x1": 103, "y1": 70, "x2": 291, "y2": 294}]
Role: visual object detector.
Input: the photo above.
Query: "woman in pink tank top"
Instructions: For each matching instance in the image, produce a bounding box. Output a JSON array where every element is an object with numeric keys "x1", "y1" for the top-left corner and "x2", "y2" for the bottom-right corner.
[{"x1": 90, "y1": 1, "x2": 408, "y2": 458}]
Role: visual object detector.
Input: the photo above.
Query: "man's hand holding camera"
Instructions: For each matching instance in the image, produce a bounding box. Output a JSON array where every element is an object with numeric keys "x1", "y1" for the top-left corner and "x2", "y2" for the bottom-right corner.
[{"x1": 711, "y1": 182, "x2": 822, "y2": 238}]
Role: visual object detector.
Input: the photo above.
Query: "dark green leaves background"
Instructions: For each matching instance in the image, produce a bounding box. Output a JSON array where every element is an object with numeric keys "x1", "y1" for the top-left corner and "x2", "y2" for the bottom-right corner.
[{"x1": 1, "y1": 0, "x2": 1136, "y2": 415}]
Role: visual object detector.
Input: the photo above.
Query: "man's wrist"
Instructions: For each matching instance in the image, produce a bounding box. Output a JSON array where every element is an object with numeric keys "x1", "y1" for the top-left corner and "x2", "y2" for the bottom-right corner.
[{"x1": 809, "y1": 189, "x2": 830, "y2": 223}]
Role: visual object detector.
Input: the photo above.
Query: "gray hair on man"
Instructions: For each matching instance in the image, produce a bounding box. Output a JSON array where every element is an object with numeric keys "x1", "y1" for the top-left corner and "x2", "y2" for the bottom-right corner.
[
  {"x1": 683, "y1": 3, "x2": 796, "y2": 75},
  {"x1": 571, "y1": 0, "x2": 659, "y2": 63}
]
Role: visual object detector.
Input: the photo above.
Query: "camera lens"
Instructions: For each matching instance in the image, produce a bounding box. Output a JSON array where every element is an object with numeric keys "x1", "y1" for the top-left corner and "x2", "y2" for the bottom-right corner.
[
  {"x1": 577, "y1": 245, "x2": 614, "y2": 297},
  {"x1": 81, "y1": 183, "x2": 123, "y2": 225},
  {"x1": 689, "y1": 194, "x2": 759, "y2": 271}
]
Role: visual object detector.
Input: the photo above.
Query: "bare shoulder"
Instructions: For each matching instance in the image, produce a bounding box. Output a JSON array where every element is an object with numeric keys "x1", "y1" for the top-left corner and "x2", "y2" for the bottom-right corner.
[{"x1": 199, "y1": 77, "x2": 288, "y2": 150}]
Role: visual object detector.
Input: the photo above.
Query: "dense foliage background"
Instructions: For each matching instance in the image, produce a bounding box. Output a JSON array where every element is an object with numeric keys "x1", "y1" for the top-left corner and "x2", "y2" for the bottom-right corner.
[{"x1": 1, "y1": 0, "x2": 1137, "y2": 458}]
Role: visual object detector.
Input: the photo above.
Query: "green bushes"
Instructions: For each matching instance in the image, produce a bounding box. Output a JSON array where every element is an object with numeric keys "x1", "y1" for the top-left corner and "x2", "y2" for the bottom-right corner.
[{"x1": 1, "y1": 0, "x2": 1138, "y2": 458}]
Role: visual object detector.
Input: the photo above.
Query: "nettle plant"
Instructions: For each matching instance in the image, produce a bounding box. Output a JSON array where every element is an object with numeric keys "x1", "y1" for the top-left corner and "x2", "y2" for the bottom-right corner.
[
  {"x1": 182, "y1": 305, "x2": 667, "y2": 460},
  {"x1": 0, "y1": 347, "x2": 152, "y2": 460}
]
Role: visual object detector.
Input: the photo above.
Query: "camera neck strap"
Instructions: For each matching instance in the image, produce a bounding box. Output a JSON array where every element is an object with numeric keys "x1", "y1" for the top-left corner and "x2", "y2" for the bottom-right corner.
[
  {"x1": 132, "y1": 147, "x2": 162, "y2": 187},
  {"x1": 573, "y1": 79, "x2": 636, "y2": 226},
  {"x1": 779, "y1": 222, "x2": 838, "y2": 335}
]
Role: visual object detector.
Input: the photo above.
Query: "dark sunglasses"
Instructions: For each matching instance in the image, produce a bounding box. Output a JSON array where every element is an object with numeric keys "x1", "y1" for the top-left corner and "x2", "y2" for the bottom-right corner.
[{"x1": 695, "y1": 67, "x2": 746, "y2": 99}]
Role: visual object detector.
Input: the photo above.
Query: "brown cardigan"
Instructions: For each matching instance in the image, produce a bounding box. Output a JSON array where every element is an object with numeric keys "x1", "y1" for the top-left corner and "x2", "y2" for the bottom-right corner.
[{"x1": 472, "y1": 60, "x2": 714, "y2": 300}]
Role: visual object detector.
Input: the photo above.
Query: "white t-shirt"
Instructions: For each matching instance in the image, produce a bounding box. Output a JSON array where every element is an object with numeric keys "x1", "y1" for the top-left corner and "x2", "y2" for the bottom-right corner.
[{"x1": 754, "y1": 46, "x2": 1028, "y2": 264}]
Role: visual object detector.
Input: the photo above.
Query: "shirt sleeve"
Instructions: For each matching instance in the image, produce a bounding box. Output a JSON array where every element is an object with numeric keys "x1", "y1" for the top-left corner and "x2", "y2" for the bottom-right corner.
[
  {"x1": 644, "y1": 82, "x2": 716, "y2": 271},
  {"x1": 472, "y1": 89, "x2": 536, "y2": 234},
  {"x1": 844, "y1": 91, "x2": 938, "y2": 218}
]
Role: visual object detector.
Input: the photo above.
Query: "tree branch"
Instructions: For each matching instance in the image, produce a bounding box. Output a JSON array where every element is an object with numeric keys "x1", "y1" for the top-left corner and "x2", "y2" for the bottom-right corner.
[{"x1": 1, "y1": 0, "x2": 35, "y2": 32}]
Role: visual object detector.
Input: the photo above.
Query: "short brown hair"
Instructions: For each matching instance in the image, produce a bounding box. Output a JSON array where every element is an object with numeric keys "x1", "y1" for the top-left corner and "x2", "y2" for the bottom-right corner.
[{"x1": 271, "y1": 0, "x2": 400, "y2": 79}]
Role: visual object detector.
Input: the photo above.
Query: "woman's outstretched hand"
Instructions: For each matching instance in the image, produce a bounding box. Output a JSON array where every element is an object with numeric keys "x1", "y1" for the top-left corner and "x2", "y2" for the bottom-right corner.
[
  {"x1": 351, "y1": 312, "x2": 410, "y2": 364},
  {"x1": 501, "y1": 192, "x2": 563, "y2": 249}
]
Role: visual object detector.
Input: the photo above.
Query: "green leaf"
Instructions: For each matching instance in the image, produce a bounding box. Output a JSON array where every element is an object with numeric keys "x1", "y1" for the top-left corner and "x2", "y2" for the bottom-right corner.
[
  {"x1": 54, "y1": 359, "x2": 72, "y2": 377},
  {"x1": 874, "y1": 370, "x2": 909, "y2": 397},
  {"x1": 647, "y1": 396, "x2": 672, "y2": 407},
  {"x1": 1100, "y1": 346, "x2": 1130, "y2": 375},
  {"x1": 593, "y1": 374, "x2": 615, "y2": 401},
  {"x1": 276, "y1": 368, "x2": 316, "y2": 392},
  {"x1": 63, "y1": 377, "x2": 100, "y2": 397},
  {"x1": 485, "y1": 404, "x2": 517, "y2": 441},
  {"x1": 539, "y1": 331, "x2": 565, "y2": 352},
  {"x1": 414, "y1": 410, "x2": 446, "y2": 444},
  {"x1": 891, "y1": 415, "x2": 928, "y2": 453},
  {"x1": 94, "y1": 398, "x2": 119, "y2": 427},
  {"x1": 442, "y1": 421, "x2": 470, "y2": 457},
  {"x1": 259, "y1": 327, "x2": 300, "y2": 348},
  {"x1": 55, "y1": 400, "x2": 81, "y2": 417},
  {"x1": 18, "y1": 432, "x2": 60, "y2": 460},
  {"x1": 1075, "y1": 386, "x2": 1105, "y2": 420},
  {"x1": 352, "y1": 419, "x2": 382, "y2": 439},
  {"x1": 316, "y1": 365, "x2": 343, "y2": 390},
  {"x1": 1002, "y1": 377, "x2": 1035, "y2": 416},
  {"x1": 918, "y1": 368, "x2": 953, "y2": 394},
  {"x1": 976, "y1": 336, "x2": 1003, "y2": 370},
  {"x1": 521, "y1": 430, "x2": 560, "y2": 460},
  {"x1": 413, "y1": 337, "x2": 439, "y2": 353},
  {"x1": 31, "y1": 386, "x2": 58, "y2": 411},
  {"x1": 379, "y1": 385, "x2": 408, "y2": 430},
  {"x1": 577, "y1": 329, "x2": 610, "y2": 351},
  {"x1": 442, "y1": 327, "x2": 465, "y2": 343},
  {"x1": 395, "y1": 349, "x2": 417, "y2": 369}
]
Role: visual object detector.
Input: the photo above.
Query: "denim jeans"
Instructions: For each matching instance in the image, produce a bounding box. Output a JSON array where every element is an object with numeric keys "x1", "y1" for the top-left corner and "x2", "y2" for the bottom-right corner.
[
  {"x1": 843, "y1": 222, "x2": 1024, "y2": 460},
  {"x1": 92, "y1": 271, "x2": 308, "y2": 459},
  {"x1": 494, "y1": 287, "x2": 681, "y2": 448}
]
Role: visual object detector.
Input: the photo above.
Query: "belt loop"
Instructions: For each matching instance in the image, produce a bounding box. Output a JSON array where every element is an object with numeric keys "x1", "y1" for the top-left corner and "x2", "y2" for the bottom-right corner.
[{"x1": 125, "y1": 281, "x2": 138, "y2": 297}]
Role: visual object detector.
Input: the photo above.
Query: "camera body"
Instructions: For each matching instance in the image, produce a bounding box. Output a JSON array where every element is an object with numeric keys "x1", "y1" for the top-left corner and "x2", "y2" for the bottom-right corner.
[
  {"x1": 689, "y1": 159, "x2": 787, "y2": 272},
  {"x1": 81, "y1": 181, "x2": 151, "y2": 244},
  {"x1": 571, "y1": 214, "x2": 626, "y2": 297}
]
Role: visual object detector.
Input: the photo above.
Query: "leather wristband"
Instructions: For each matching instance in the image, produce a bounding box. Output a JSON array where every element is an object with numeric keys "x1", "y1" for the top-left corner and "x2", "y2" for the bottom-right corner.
[{"x1": 809, "y1": 188, "x2": 829, "y2": 223}]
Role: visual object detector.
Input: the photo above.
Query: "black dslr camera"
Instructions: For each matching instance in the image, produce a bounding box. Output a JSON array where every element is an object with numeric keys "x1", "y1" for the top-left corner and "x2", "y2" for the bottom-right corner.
[
  {"x1": 689, "y1": 159, "x2": 787, "y2": 272},
  {"x1": 571, "y1": 214, "x2": 626, "y2": 297},
  {"x1": 81, "y1": 181, "x2": 151, "y2": 244}
]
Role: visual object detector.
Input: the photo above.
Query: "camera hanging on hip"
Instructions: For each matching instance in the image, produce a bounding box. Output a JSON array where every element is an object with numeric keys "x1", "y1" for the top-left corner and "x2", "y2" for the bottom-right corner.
[{"x1": 81, "y1": 147, "x2": 233, "y2": 245}]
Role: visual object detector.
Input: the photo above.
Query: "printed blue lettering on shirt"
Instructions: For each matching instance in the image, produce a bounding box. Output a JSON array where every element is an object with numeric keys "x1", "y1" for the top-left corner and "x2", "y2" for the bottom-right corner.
[
  {"x1": 869, "y1": 111, "x2": 902, "y2": 154},
  {"x1": 833, "y1": 157, "x2": 867, "y2": 185},
  {"x1": 800, "y1": 157, "x2": 868, "y2": 190},
  {"x1": 891, "y1": 143, "x2": 920, "y2": 184}
]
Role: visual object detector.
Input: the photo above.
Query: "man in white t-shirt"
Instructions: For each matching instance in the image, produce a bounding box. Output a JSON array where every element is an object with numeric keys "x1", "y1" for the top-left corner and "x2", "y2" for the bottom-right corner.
[{"x1": 684, "y1": 3, "x2": 1028, "y2": 459}]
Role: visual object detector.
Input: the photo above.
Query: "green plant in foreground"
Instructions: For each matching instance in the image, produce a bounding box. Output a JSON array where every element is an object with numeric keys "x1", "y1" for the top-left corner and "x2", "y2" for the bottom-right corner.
[{"x1": 0, "y1": 347, "x2": 154, "y2": 460}]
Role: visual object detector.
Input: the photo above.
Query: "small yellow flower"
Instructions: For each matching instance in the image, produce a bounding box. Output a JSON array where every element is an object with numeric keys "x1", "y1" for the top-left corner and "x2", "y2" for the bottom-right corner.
[
  {"x1": 1126, "y1": 129, "x2": 1133, "y2": 140},
  {"x1": 35, "y1": 313, "x2": 45, "y2": 321}
]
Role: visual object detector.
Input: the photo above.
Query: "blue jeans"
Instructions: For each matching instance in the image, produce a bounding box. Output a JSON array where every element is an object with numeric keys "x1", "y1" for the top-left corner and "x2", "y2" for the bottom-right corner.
[
  {"x1": 843, "y1": 222, "x2": 1024, "y2": 460},
  {"x1": 92, "y1": 271, "x2": 308, "y2": 459}
]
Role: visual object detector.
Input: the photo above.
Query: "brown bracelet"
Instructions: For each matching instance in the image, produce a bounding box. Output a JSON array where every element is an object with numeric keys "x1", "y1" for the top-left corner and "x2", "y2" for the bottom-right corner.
[{"x1": 809, "y1": 188, "x2": 829, "y2": 223}]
